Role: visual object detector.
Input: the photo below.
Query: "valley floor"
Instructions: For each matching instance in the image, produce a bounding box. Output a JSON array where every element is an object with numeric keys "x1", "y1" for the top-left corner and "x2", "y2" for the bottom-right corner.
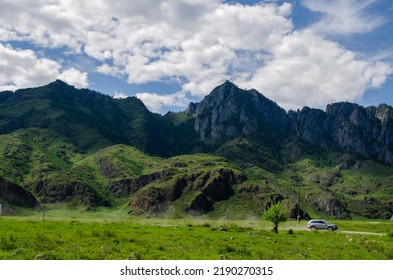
[{"x1": 0, "y1": 209, "x2": 392, "y2": 260}]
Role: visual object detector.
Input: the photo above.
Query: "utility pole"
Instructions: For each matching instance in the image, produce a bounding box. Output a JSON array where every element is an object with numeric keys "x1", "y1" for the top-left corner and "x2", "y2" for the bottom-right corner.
[
  {"x1": 297, "y1": 183, "x2": 300, "y2": 225},
  {"x1": 42, "y1": 170, "x2": 48, "y2": 221},
  {"x1": 39, "y1": 156, "x2": 48, "y2": 221}
]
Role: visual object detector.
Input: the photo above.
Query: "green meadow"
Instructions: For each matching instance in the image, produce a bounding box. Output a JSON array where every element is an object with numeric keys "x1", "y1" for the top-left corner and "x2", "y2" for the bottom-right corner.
[{"x1": 1, "y1": 210, "x2": 392, "y2": 260}]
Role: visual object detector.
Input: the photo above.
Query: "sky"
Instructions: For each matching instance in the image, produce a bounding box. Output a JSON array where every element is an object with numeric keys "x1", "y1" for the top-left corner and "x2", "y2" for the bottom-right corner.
[{"x1": 0, "y1": 0, "x2": 392, "y2": 114}]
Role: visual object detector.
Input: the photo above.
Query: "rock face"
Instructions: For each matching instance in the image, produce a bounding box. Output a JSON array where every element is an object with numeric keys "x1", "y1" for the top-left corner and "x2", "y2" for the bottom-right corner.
[
  {"x1": 310, "y1": 196, "x2": 350, "y2": 219},
  {"x1": 0, "y1": 177, "x2": 38, "y2": 208},
  {"x1": 289, "y1": 102, "x2": 393, "y2": 165},
  {"x1": 34, "y1": 179, "x2": 110, "y2": 207},
  {"x1": 129, "y1": 168, "x2": 247, "y2": 215},
  {"x1": 108, "y1": 169, "x2": 176, "y2": 198},
  {"x1": 187, "y1": 81, "x2": 393, "y2": 165},
  {"x1": 187, "y1": 81, "x2": 289, "y2": 141},
  {"x1": 185, "y1": 168, "x2": 246, "y2": 215}
]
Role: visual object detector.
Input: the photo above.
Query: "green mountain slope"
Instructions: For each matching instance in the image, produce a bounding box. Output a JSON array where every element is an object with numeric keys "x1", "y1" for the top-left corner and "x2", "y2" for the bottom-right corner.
[
  {"x1": 1, "y1": 127, "x2": 391, "y2": 219},
  {"x1": 0, "y1": 81, "x2": 392, "y2": 220},
  {"x1": 0, "y1": 80, "x2": 192, "y2": 156}
]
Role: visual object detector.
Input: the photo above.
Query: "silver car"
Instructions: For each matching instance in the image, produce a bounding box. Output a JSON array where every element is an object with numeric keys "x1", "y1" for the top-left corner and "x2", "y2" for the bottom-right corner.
[{"x1": 307, "y1": 219, "x2": 338, "y2": 231}]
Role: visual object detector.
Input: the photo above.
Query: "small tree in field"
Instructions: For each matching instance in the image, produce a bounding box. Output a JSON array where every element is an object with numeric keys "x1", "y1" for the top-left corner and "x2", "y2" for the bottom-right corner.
[{"x1": 263, "y1": 202, "x2": 288, "y2": 233}]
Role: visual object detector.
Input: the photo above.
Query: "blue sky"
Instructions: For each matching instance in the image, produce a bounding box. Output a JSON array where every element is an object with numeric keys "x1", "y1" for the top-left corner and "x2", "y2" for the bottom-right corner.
[{"x1": 0, "y1": 0, "x2": 392, "y2": 113}]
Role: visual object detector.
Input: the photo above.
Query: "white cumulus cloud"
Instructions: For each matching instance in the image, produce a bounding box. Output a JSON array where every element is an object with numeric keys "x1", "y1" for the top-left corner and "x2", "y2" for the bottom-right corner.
[
  {"x1": 0, "y1": 43, "x2": 88, "y2": 91},
  {"x1": 241, "y1": 30, "x2": 392, "y2": 109},
  {"x1": 57, "y1": 68, "x2": 89, "y2": 88},
  {"x1": 0, "y1": 43, "x2": 60, "y2": 91},
  {"x1": 136, "y1": 91, "x2": 190, "y2": 113},
  {"x1": 0, "y1": 0, "x2": 392, "y2": 112}
]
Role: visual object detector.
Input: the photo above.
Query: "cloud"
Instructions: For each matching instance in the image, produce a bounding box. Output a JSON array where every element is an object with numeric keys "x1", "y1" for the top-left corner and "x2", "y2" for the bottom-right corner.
[
  {"x1": 0, "y1": 0, "x2": 392, "y2": 112},
  {"x1": 241, "y1": 30, "x2": 393, "y2": 109},
  {"x1": 125, "y1": 2, "x2": 293, "y2": 97},
  {"x1": 135, "y1": 91, "x2": 190, "y2": 113},
  {"x1": 302, "y1": 0, "x2": 386, "y2": 35},
  {"x1": 113, "y1": 91, "x2": 129, "y2": 99},
  {"x1": 57, "y1": 68, "x2": 89, "y2": 88},
  {"x1": 0, "y1": 43, "x2": 60, "y2": 91},
  {"x1": 0, "y1": 1, "x2": 293, "y2": 93},
  {"x1": 0, "y1": 43, "x2": 88, "y2": 91},
  {"x1": 0, "y1": 0, "x2": 84, "y2": 50},
  {"x1": 96, "y1": 64, "x2": 123, "y2": 78}
]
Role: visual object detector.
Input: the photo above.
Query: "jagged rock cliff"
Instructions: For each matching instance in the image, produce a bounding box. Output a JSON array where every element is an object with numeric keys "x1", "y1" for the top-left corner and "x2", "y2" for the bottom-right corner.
[
  {"x1": 289, "y1": 102, "x2": 393, "y2": 164},
  {"x1": 186, "y1": 81, "x2": 393, "y2": 165},
  {"x1": 186, "y1": 81, "x2": 289, "y2": 141}
]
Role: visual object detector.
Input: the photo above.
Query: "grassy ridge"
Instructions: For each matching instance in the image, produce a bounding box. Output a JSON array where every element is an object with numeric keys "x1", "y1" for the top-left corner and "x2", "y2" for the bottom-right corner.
[
  {"x1": 1, "y1": 80, "x2": 393, "y2": 219},
  {"x1": 1, "y1": 127, "x2": 392, "y2": 219},
  {"x1": 0, "y1": 216, "x2": 392, "y2": 260}
]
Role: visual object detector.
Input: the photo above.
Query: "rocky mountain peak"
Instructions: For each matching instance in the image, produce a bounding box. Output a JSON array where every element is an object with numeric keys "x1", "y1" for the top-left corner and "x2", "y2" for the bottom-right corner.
[
  {"x1": 186, "y1": 81, "x2": 289, "y2": 141},
  {"x1": 186, "y1": 81, "x2": 243, "y2": 117},
  {"x1": 185, "y1": 82, "x2": 393, "y2": 165},
  {"x1": 326, "y1": 102, "x2": 361, "y2": 120}
]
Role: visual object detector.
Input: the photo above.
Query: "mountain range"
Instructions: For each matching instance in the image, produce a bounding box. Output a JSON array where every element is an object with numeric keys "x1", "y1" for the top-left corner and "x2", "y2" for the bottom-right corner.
[{"x1": 0, "y1": 80, "x2": 392, "y2": 219}]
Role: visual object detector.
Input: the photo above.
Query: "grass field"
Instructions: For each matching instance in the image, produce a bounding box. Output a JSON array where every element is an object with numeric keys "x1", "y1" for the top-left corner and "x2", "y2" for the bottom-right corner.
[{"x1": 1, "y1": 210, "x2": 392, "y2": 260}]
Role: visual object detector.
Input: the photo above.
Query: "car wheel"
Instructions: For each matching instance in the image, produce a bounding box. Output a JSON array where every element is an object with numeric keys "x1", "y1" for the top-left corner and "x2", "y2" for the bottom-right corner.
[
  {"x1": 310, "y1": 226, "x2": 316, "y2": 230},
  {"x1": 328, "y1": 227, "x2": 333, "y2": 231}
]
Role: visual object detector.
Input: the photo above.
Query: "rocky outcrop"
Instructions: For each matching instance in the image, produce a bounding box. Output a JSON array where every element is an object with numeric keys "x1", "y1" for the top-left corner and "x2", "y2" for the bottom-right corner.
[
  {"x1": 288, "y1": 107, "x2": 331, "y2": 149},
  {"x1": 310, "y1": 171, "x2": 341, "y2": 188},
  {"x1": 34, "y1": 179, "x2": 110, "y2": 207},
  {"x1": 185, "y1": 168, "x2": 246, "y2": 215},
  {"x1": 128, "y1": 187, "x2": 171, "y2": 214},
  {"x1": 286, "y1": 203, "x2": 310, "y2": 220},
  {"x1": 185, "y1": 81, "x2": 393, "y2": 165},
  {"x1": 108, "y1": 169, "x2": 176, "y2": 197},
  {"x1": 346, "y1": 197, "x2": 392, "y2": 219},
  {"x1": 0, "y1": 177, "x2": 38, "y2": 208},
  {"x1": 129, "y1": 168, "x2": 247, "y2": 215},
  {"x1": 185, "y1": 193, "x2": 213, "y2": 214},
  {"x1": 313, "y1": 197, "x2": 349, "y2": 219},
  {"x1": 187, "y1": 81, "x2": 289, "y2": 141},
  {"x1": 289, "y1": 102, "x2": 393, "y2": 165},
  {"x1": 305, "y1": 193, "x2": 350, "y2": 219}
]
